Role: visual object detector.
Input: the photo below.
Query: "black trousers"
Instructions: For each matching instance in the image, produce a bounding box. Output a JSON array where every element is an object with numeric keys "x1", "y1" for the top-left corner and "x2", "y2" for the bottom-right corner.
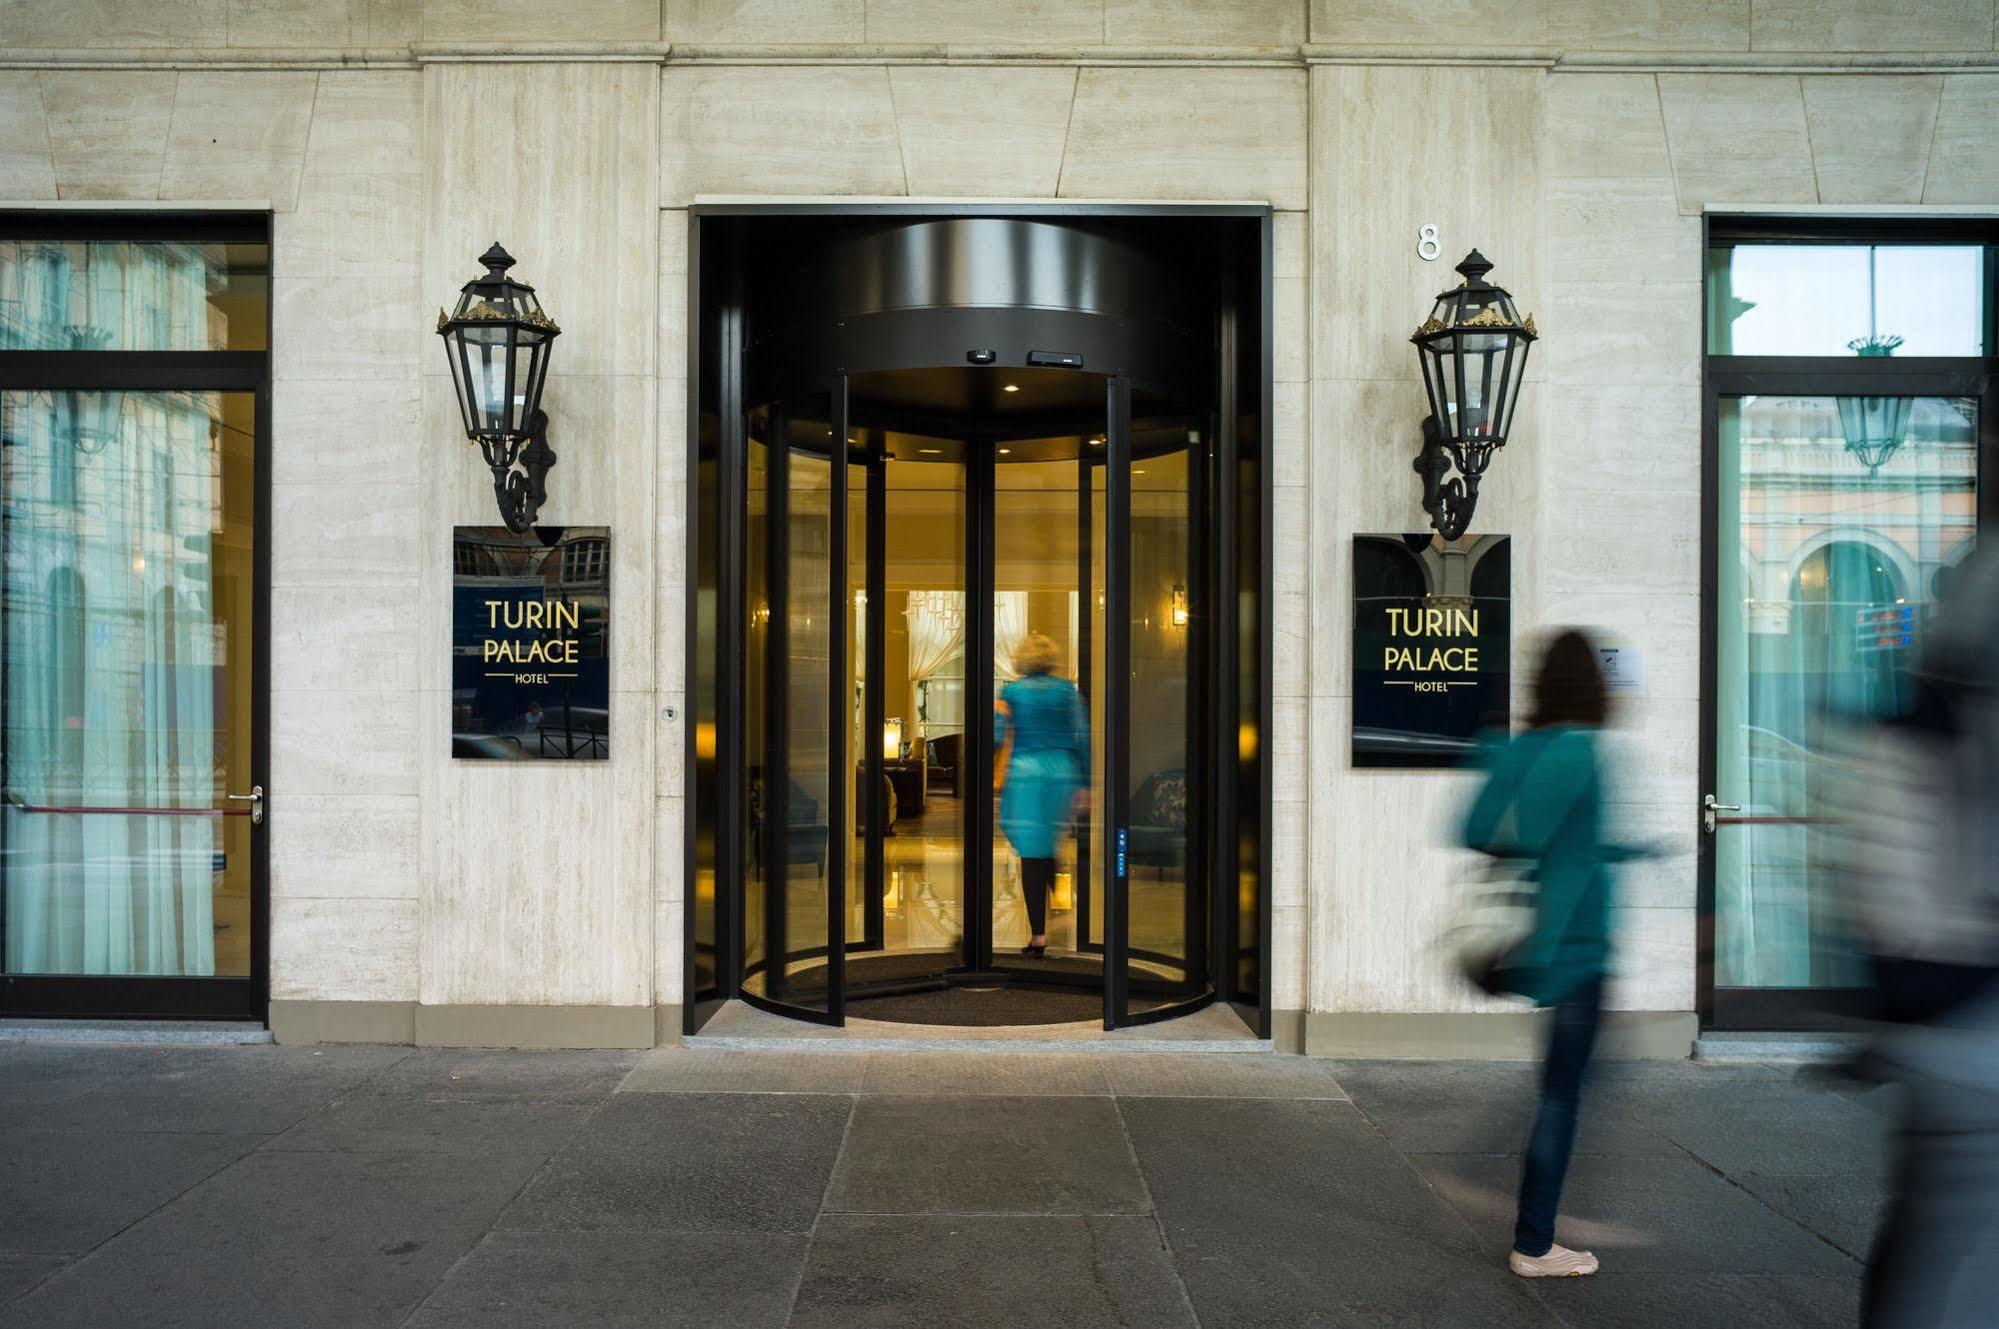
[{"x1": 1020, "y1": 857, "x2": 1055, "y2": 938}]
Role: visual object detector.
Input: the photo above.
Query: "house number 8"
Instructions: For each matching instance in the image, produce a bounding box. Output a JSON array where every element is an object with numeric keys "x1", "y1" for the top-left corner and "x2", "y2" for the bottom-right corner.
[{"x1": 1417, "y1": 224, "x2": 1441, "y2": 261}]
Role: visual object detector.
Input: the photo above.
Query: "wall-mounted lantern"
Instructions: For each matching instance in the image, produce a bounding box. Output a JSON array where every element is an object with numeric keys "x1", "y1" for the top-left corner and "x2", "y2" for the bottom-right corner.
[
  {"x1": 1409, "y1": 250, "x2": 1537, "y2": 540},
  {"x1": 437, "y1": 243, "x2": 561, "y2": 533}
]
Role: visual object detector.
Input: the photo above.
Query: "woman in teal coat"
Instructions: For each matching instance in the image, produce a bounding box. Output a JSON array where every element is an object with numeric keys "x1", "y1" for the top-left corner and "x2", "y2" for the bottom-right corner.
[
  {"x1": 1460, "y1": 629, "x2": 1621, "y2": 1280},
  {"x1": 995, "y1": 631, "x2": 1089, "y2": 956}
]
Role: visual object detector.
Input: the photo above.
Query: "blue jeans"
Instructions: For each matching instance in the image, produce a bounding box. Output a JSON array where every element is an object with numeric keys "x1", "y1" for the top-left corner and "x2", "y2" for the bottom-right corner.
[{"x1": 1514, "y1": 976, "x2": 1604, "y2": 1257}]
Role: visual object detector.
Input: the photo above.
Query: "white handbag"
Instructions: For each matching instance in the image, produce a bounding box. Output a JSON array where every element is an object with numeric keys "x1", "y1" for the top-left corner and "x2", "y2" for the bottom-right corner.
[
  {"x1": 1443, "y1": 739, "x2": 1552, "y2": 996},
  {"x1": 1445, "y1": 852, "x2": 1539, "y2": 996}
]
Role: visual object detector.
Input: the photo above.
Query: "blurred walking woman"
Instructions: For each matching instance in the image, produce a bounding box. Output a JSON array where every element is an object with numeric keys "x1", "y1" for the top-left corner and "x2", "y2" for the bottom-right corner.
[
  {"x1": 995, "y1": 631, "x2": 1089, "y2": 957},
  {"x1": 1460, "y1": 629, "x2": 1620, "y2": 1279}
]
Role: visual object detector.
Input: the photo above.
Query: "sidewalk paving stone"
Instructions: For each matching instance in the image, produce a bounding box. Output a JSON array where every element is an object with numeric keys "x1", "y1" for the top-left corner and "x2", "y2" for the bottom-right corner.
[
  {"x1": 1411, "y1": 1152, "x2": 1862, "y2": 1276},
  {"x1": 619, "y1": 1047, "x2": 870, "y2": 1094},
  {"x1": 788, "y1": 1215, "x2": 1197, "y2": 1329},
  {"x1": 825, "y1": 1094, "x2": 1149, "y2": 1216},
  {"x1": 360, "y1": 1049, "x2": 638, "y2": 1103},
  {"x1": 498, "y1": 1092, "x2": 851, "y2": 1234},
  {"x1": 0, "y1": 1041, "x2": 1918, "y2": 1326},
  {"x1": 406, "y1": 1230, "x2": 806, "y2": 1329},
  {"x1": 857, "y1": 1051, "x2": 1113, "y2": 1096},
  {"x1": 0, "y1": 1129, "x2": 265, "y2": 1254}
]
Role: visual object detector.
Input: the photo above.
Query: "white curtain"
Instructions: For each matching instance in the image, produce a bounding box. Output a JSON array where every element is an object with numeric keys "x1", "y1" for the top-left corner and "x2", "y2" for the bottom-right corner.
[
  {"x1": 903, "y1": 590, "x2": 964, "y2": 686},
  {"x1": 991, "y1": 592, "x2": 1029, "y2": 680},
  {"x1": 1714, "y1": 393, "x2": 1974, "y2": 988},
  {"x1": 3, "y1": 380, "x2": 219, "y2": 975}
]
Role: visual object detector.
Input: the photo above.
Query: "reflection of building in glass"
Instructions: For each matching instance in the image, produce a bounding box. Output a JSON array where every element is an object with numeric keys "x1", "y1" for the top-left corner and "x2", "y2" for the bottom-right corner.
[{"x1": 1716, "y1": 393, "x2": 1979, "y2": 989}]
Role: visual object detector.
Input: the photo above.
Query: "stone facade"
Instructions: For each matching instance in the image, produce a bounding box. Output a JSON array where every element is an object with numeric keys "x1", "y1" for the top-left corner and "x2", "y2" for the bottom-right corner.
[{"x1": 3, "y1": 0, "x2": 1993, "y2": 1050}]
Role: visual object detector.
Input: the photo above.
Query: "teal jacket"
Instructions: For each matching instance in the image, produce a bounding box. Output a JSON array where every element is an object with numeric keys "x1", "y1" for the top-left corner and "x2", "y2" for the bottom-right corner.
[
  {"x1": 1459, "y1": 726, "x2": 1616, "y2": 1006},
  {"x1": 995, "y1": 673, "x2": 1088, "y2": 860}
]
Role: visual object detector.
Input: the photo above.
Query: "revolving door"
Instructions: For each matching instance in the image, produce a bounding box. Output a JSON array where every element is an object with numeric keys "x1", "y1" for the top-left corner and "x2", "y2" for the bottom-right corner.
[{"x1": 686, "y1": 210, "x2": 1270, "y2": 1033}]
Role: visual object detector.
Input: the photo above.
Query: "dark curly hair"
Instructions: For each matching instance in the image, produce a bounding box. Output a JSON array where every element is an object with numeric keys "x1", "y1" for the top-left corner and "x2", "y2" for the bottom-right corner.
[{"x1": 1529, "y1": 628, "x2": 1609, "y2": 729}]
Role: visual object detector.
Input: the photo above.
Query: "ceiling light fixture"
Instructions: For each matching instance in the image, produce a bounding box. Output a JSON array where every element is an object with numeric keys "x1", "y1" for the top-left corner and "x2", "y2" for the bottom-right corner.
[{"x1": 1003, "y1": 383, "x2": 1019, "y2": 393}]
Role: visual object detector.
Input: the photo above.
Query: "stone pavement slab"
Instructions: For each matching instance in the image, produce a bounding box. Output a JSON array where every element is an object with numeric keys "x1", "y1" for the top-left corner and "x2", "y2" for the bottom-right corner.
[
  {"x1": 499, "y1": 1091, "x2": 851, "y2": 1234},
  {"x1": 1121, "y1": 1096, "x2": 1560, "y2": 1327},
  {"x1": 788, "y1": 1215, "x2": 1198, "y2": 1329},
  {"x1": 0, "y1": 1041, "x2": 1887, "y2": 1327},
  {"x1": 1412, "y1": 1152, "x2": 1859, "y2": 1275},
  {"x1": 0, "y1": 1129, "x2": 265, "y2": 1254},
  {"x1": 407, "y1": 1230, "x2": 807, "y2": 1329},
  {"x1": 826, "y1": 1093, "x2": 1149, "y2": 1215},
  {"x1": 857, "y1": 1050, "x2": 1113, "y2": 1096},
  {"x1": 619, "y1": 1046, "x2": 870, "y2": 1094}
]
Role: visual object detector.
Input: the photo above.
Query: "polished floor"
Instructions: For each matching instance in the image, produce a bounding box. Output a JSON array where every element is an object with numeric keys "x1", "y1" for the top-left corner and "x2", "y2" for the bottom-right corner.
[{"x1": 0, "y1": 1038, "x2": 1878, "y2": 1327}]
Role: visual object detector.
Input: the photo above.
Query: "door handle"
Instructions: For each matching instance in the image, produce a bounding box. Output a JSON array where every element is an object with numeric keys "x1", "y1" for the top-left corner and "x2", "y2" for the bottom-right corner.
[
  {"x1": 1702, "y1": 793, "x2": 1740, "y2": 835},
  {"x1": 226, "y1": 785, "x2": 264, "y2": 826}
]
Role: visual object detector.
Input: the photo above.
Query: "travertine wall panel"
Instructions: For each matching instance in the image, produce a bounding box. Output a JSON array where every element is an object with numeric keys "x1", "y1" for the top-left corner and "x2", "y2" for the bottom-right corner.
[
  {"x1": 1310, "y1": 0, "x2": 1546, "y2": 46},
  {"x1": 223, "y1": 0, "x2": 374, "y2": 48},
  {"x1": 1749, "y1": 0, "x2": 1992, "y2": 52},
  {"x1": 1543, "y1": 74, "x2": 1673, "y2": 181},
  {"x1": 271, "y1": 899, "x2": 419, "y2": 1002},
  {"x1": 1106, "y1": 0, "x2": 1307, "y2": 45},
  {"x1": 419, "y1": 61, "x2": 661, "y2": 1009},
  {"x1": 161, "y1": 73, "x2": 317, "y2": 209},
  {"x1": 1658, "y1": 75, "x2": 1818, "y2": 213},
  {"x1": 665, "y1": 0, "x2": 866, "y2": 42},
  {"x1": 0, "y1": 76, "x2": 56, "y2": 199},
  {"x1": 1803, "y1": 76, "x2": 1943, "y2": 205},
  {"x1": 417, "y1": 0, "x2": 661, "y2": 43},
  {"x1": 864, "y1": 0, "x2": 1105, "y2": 45},
  {"x1": 661, "y1": 66, "x2": 904, "y2": 203},
  {"x1": 37, "y1": 73, "x2": 177, "y2": 200},
  {"x1": 1925, "y1": 76, "x2": 1999, "y2": 202},
  {"x1": 269, "y1": 797, "x2": 421, "y2": 902},
  {"x1": 888, "y1": 67, "x2": 1077, "y2": 197},
  {"x1": 1061, "y1": 67, "x2": 1307, "y2": 207},
  {"x1": 0, "y1": 0, "x2": 225, "y2": 48},
  {"x1": 1543, "y1": 0, "x2": 1748, "y2": 50}
]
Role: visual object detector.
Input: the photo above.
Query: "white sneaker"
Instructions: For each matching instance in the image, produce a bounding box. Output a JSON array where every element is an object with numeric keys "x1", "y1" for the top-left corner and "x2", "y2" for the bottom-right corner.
[{"x1": 1508, "y1": 1244, "x2": 1600, "y2": 1278}]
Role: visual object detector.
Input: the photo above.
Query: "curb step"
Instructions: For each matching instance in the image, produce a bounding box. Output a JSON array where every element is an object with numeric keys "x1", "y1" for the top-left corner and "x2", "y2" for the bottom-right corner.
[
  {"x1": 1694, "y1": 1031, "x2": 1866, "y2": 1063},
  {"x1": 0, "y1": 1019, "x2": 273, "y2": 1047}
]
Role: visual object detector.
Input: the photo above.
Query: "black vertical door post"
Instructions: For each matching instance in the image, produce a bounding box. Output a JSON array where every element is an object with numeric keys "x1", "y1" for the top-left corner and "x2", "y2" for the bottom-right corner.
[
  {"x1": 862, "y1": 451, "x2": 887, "y2": 951},
  {"x1": 763, "y1": 405, "x2": 791, "y2": 1002},
  {"x1": 966, "y1": 440, "x2": 997, "y2": 970},
  {"x1": 1074, "y1": 456, "x2": 1095, "y2": 953},
  {"x1": 1103, "y1": 376, "x2": 1132, "y2": 1028},
  {"x1": 1186, "y1": 417, "x2": 1211, "y2": 996},
  {"x1": 826, "y1": 378, "x2": 849, "y2": 1020}
]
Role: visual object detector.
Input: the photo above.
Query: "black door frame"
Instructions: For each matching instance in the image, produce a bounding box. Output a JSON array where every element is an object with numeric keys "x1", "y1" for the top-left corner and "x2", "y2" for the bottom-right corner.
[
  {"x1": 0, "y1": 209, "x2": 272, "y2": 1021},
  {"x1": 1699, "y1": 213, "x2": 1999, "y2": 1030},
  {"x1": 684, "y1": 203, "x2": 1272, "y2": 1037}
]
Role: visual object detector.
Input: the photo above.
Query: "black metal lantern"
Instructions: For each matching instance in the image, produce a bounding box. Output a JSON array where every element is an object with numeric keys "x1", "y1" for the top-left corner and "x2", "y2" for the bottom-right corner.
[
  {"x1": 1409, "y1": 250, "x2": 1537, "y2": 540},
  {"x1": 1837, "y1": 334, "x2": 1910, "y2": 473},
  {"x1": 437, "y1": 243, "x2": 561, "y2": 533}
]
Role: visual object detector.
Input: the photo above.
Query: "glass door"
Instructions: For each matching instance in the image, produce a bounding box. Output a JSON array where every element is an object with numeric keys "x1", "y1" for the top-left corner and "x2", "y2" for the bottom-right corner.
[
  {"x1": 741, "y1": 383, "x2": 849, "y2": 1022},
  {"x1": 0, "y1": 221, "x2": 270, "y2": 1019},
  {"x1": 989, "y1": 443, "x2": 1105, "y2": 981},
  {"x1": 1, "y1": 389, "x2": 262, "y2": 1009},
  {"x1": 1710, "y1": 390, "x2": 1980, "y2": 1021},
  {"x1": 1107, "y1": 385, "x2": 1212, "y2": 1025}
]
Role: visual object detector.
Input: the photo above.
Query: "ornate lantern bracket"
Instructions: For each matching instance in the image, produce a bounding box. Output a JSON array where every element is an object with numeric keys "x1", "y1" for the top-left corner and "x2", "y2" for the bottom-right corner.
[
  {"x1": 436, "y1": 243, "x2": 562, "y2": 533},
  {"x1": 1408, "y1": 250, "x2": 1537, "y2": 540}
]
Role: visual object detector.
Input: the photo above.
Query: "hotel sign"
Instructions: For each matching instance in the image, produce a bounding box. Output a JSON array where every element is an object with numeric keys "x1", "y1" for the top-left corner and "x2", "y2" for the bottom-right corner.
[
  {"x1": 451, "y1": 525, "x2": 610, "y2": 761},
  {"x1": 1352, "y1": 533, "x2": 1510, "y2": 768}
]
